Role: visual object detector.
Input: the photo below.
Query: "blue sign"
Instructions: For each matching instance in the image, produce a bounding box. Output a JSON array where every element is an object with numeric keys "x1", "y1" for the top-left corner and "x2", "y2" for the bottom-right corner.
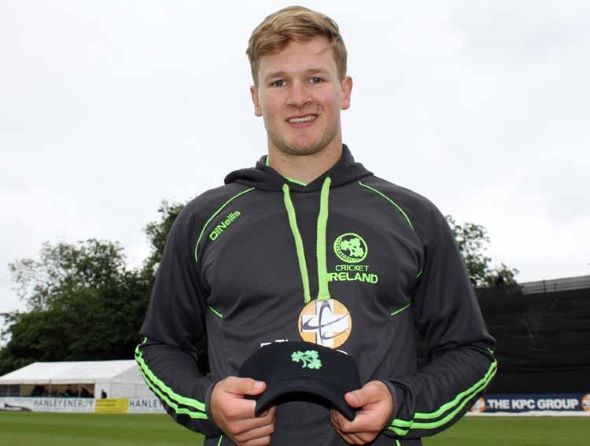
[{"x1": 469, "y1": 393, "x2": 590, "y2": 413}]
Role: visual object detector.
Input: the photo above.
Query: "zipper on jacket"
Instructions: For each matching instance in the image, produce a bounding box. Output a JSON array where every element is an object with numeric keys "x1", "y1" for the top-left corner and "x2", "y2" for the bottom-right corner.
[{"x1": 282, "y1": 177, "x2": 332, "y2": 304}]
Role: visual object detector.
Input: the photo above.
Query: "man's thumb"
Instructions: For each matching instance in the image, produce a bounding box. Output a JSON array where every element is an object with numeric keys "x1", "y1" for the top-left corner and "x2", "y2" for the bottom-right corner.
[
  {"x1": 251, "y1": 379, "x2": 266, "y2": 395},
  {"x1": 241, "y1": 378, "x2": 266, "y2": 396},
  {"x1": 344, "y1": 389, "x2": 363, "y2": 408},
  {"x1": 221, "y1": 377, "x2": 266, "y2": 396}
]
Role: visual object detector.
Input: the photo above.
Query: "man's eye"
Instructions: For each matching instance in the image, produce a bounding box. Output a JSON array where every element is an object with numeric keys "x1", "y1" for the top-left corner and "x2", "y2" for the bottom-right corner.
[
  {"x1": 270, "y1": 80, "x2": 285, "y2": 87},
  {"x1": 310, "y1": 76, "x2": 325, "y2": 84}
]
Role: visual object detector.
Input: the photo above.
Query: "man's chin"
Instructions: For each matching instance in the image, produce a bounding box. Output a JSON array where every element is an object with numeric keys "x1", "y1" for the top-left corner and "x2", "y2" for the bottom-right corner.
[
  {"x1": 276, "y1": 141, "x2": 326, "y2": 157},
  {"x1": 287, "y1": 147, "x2": 323, "y2": 157}
]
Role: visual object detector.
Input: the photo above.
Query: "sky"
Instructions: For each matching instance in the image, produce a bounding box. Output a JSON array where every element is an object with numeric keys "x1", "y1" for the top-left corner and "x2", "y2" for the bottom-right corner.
[{"x1": 1, "y1": 0, "x2": 589, "y2": 319}]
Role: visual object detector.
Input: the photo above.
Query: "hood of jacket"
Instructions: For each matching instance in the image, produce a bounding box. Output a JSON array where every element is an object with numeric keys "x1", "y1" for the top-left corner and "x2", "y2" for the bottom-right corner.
[{"x1": 224, "y1": 145, "x2": 372, "y2": 192}]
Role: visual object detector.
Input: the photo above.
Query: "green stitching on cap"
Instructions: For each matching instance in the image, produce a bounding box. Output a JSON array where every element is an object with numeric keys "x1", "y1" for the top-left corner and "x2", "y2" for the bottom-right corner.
[{"x1": 291, "y1": 350, "x2": 322, "y2": 369}]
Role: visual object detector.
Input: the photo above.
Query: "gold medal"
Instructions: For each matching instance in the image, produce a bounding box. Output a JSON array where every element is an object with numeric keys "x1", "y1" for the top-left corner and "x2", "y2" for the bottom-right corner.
[{"x1": 298, "y1": 299, "x2": 351, "y2": 349}]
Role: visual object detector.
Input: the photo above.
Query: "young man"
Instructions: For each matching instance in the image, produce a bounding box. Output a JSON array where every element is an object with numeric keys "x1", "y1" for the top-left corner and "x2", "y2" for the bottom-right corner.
[{"x1": 136, "y1": 6, "x2": 496, "y2": 446}]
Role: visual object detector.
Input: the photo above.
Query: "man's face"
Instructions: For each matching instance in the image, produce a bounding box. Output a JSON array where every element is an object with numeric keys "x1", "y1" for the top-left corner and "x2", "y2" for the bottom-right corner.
[{"x1": 250, "y1": 36, "x2": 352, "y2": 157}]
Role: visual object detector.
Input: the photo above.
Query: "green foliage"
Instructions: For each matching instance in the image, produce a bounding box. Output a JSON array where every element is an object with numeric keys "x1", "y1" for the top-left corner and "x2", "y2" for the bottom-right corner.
[
  {"x1": 0, "y1": 240, "x2": 150, "y2": 375},
  {"x1": 9, "y1": 240, "x2": 128, "y2": 312},
  {"x1": 0, "y1": 200, "x2": 186, "y2": 376},
  {"x1": 445, "y1": 216, "x2": 518, "y2": 288},
  {"x1": 143, "y1": 201, "x2": 185, "y2": 278}
]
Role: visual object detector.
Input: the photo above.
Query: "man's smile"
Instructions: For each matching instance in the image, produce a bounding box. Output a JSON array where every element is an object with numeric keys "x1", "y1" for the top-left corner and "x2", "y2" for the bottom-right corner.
[{"x1": 286, "y1": 114, "x2": 318, "y2": 127}]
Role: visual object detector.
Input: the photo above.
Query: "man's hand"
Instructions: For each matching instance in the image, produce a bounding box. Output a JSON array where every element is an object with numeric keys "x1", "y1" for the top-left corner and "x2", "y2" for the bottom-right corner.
[
  {"x1": 210, "y1": 377, "x2": 276, "y2": 446},
  {"x1": 330, "y1": 380, "x2": 394, "y2": 445}
]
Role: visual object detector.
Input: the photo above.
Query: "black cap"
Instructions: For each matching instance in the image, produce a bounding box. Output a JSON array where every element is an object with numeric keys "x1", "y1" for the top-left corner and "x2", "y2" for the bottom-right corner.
[{"x1": 238, "y1": 341, "x2": 361, "y2": 421}]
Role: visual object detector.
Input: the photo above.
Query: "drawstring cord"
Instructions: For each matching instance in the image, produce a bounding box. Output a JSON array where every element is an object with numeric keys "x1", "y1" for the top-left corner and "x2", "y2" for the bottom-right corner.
[
  {"x1": 316, "y1": 178, "x2": 331, "y2": 301},
  {"x1": 282, "y1": 177, "x2": 332, "y2": 304},
  {"x1": 283, "y1": 183, "x2": 311, "y2": 303}
]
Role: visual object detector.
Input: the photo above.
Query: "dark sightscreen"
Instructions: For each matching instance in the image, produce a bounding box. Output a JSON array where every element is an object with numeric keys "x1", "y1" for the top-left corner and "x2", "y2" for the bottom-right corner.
[{"x1": 477, "y1": 286, "x2": 590, "y2": 393}]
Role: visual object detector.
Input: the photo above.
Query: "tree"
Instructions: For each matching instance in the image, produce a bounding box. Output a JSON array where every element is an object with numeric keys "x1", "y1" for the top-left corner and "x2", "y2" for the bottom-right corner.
[
  {"x1": 445, "y1": 216, "x2": 518, "y2": 288},
  {"x1": 0, "y1": 201, "x2": 193, "y2": 375},
  {"x1": 0, "y1": 202, "x2": 191, "y2": 375},
  {"x1": 9, "y1": 239, "x2": 128, "y2": 312},
  {"x1": 143, "y1": 200, "x2": 185, "y2": 278},
  {"x1": 0, "y1": 239, "x2": 150, "y2": 375}
]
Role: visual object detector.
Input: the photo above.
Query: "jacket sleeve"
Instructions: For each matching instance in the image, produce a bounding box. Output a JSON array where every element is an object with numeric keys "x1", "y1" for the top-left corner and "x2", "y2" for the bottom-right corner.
[
  {"x1": 383, "y1": 203, "x2": 497, "y2": 439},
  {"x1": 135, "y1": 204, "x2": 222, "y2": 437}
]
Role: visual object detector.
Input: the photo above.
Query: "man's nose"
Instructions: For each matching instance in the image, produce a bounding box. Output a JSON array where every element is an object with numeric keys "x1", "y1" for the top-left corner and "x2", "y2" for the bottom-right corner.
[{"x1": 286, "y1": 81, "x2": 312, "y2": 108}]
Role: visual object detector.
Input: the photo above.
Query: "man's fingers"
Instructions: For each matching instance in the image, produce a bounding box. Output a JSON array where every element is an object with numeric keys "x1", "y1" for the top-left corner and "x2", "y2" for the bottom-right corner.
[
  {"x1": 230, "y1": 402, "x2": 258, "y2": 422},
  {"x1": 222, "y1": 400, "x2": 275, "y2": 429},
  {"x1": 331, "y1": 410, "x2": 365, "y2": 445},
  {"x1": 249, "y1": 406, "x2": 275, "y2": 428},
  {"x1": 336, "y1": 408, "x2": 391, "y2": 437},
  {"x1": 331, "y1": 383, "x2": 393, "y2": 446},
  {"x1": 238, "y1": 436, "x2": 272, "y2": 446},
  {"x1": 211, "y1": 377, "x2": 265, "y2": 419},
  {"x1": 330, "y1": 409, "x2": 342, "y2": 429},
  {"x1": 210, "y1": 377, "x2": 275, "y2": 445},
  {"x1": 219, "y1": 405, "x2": 275, "y2": 446},
  {"x1": 233, "y1": 420, "x2": 275, "y2": 443},
  {"x1": 332, "y1": 408, "x2": 366, "y2": 433}
]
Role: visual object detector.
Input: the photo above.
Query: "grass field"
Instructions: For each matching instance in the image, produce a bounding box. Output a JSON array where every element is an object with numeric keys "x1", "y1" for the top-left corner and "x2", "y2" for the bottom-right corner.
[{"x1": 1, "y1": 412, "x2": 589, "y2": 445}]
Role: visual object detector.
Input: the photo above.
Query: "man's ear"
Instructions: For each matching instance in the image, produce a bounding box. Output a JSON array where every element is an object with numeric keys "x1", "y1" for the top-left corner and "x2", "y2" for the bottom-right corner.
[
  {"x1": 250, "y1": 85, "x2": 262, "y2": 117},
  {"x1": 340, "y1": 76, "x2": 353, "y2": 110}
]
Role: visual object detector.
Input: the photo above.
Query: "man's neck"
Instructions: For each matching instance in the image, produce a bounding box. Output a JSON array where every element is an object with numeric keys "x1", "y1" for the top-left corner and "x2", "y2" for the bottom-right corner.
[{"x1": 267, "y1": 144, "x2": 343, "y2": 185}]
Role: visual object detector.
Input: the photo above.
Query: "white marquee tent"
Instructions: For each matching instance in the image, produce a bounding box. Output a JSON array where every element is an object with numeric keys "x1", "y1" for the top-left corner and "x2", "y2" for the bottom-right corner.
[{"x1": 0, "y1": 360, "x2": 153, "y2": 399}]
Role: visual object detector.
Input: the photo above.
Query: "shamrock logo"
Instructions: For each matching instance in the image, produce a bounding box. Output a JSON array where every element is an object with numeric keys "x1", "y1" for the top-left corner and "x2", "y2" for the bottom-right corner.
[
  {"x1": 291, "y1": 350, "x2": 322, "y2": 370},
  {"x1": 339, "y1": 237, "x2": 365, "y2": 258},
  {"x1": 334, "y1": 233, "x2": 368, "y2": 263}
]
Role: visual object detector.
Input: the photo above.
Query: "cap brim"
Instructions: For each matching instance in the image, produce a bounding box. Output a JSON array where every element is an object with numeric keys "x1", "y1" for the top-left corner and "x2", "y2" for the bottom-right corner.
[{"x1": 255, "y1": 377, "x2": 356, "y2": 421}]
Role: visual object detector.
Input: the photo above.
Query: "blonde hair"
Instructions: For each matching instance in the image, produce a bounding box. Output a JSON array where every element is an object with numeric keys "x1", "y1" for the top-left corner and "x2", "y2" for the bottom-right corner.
[{"x1": 247, "y1": 6, "x2": 347, "y2": 85}]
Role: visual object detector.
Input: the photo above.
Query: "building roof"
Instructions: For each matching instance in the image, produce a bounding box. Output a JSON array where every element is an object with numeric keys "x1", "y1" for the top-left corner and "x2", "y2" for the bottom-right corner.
[
  {"x1": 0, "y1": 360, "x2": 143, "y2": 385},
  {"x1": 521, "y1": 274, "x2": 590, "y2": 294}
]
